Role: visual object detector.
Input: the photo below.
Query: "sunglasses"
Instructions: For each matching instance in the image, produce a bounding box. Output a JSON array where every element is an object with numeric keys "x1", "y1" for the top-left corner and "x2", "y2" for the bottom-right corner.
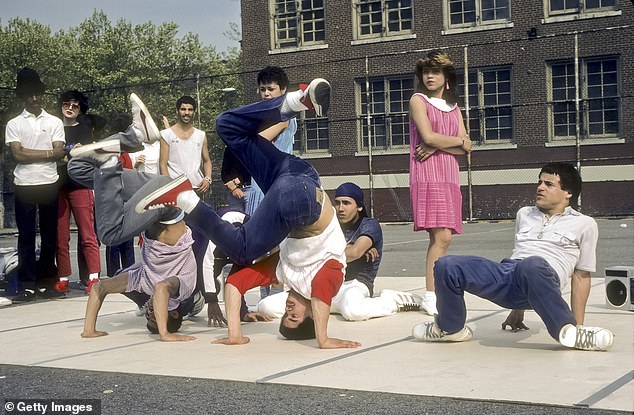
[{"x1": 62, "y1": 102, "x2": 80, "y2": 110}]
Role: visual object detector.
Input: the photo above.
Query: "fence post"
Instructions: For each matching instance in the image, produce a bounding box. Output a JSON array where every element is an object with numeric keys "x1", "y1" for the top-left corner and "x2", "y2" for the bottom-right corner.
[
  {"x1": 365, "y1": 56, "x2": 375, "y2": 217},
  {"x1": 463, "y1": 46, "x2": 474, "y2": 221},
  {"x1": 574, "y1": 33, "x2": 582, "y2": 210}
]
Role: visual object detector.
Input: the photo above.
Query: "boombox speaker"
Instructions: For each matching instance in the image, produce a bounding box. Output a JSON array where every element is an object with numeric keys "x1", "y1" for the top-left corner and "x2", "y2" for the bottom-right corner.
[{"x1": 604, "y1": 266, "x2": 634, "y2": 311}]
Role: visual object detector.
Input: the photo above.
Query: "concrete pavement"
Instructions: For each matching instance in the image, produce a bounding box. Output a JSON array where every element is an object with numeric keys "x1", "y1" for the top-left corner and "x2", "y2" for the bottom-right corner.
[{"x1": 0, "y1": 219, "x2": 632, "y2": 414}]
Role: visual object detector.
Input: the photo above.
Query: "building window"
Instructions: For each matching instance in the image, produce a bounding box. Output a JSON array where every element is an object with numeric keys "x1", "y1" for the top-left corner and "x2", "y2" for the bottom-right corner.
[
  {"x1": 353, "y1": 0, "x2": 413, "y2": 40},
  {"x1": 549, "y1": 58, "x2": 620, "y2": 140},
  {"x1": 458, "y1": 67, "x2": 513, "y2": 143},
  {"x1": 271, "y1": 0, "x2": 325, "y2": 49},
  {"x1": 548, "y1": 0, "x2": 617, "y2": 16},
  {"x1": 293, "y1": 114, "x2": 330, "y2": 153},
  {"x1": 358, "y1": 76, "x2": 413, "y2": 150},
  {"x1": 447, "y1": 0, "x2": 510, "y2": 28}
]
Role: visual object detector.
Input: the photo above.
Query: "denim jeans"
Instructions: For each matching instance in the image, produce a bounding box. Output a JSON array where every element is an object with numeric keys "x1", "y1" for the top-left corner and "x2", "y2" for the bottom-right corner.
[
  {"x1": 186, "y1": 95, "x2": 322, "y2": 265},
  {"x1": 434, "y1": 255, "x2": 576, "y2": 339}
]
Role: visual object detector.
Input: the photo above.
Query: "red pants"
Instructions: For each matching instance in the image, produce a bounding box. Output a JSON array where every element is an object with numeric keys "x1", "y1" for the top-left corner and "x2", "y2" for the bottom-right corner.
[{"x1": 56, "y1": 187, "x2": 101, "y2": 277}]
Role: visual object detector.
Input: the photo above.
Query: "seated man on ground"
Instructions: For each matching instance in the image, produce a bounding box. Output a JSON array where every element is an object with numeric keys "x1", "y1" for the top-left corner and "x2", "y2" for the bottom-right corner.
[
  {"x1": 257, "y1": 182, "x2": 422, "y2": 326},
  {"x1": 412, "y1": 162, "x2": 614, "y2": 352},
  {"x1": 135, "y1": 80, "x2": 361, "y2": 349}
]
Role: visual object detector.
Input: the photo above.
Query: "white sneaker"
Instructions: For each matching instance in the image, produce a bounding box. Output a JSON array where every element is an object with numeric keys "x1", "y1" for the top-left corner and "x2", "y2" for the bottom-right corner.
[
  {"x1": 130, "y1": 93, "x2": 160, "y2": 144},
  {"x1": 300, "y1": 78, "x2": 331, "y2": 117},
  {"x1": 379, "y1": 289, "x2": 422, "y2": 312},
  {"x1": 69, "y1": 139, "x2": 120, "y2": 165},
  {"x1": 420, "y1": 291, "x2": 438, "y2": 316},
  {"x1": 0, "y1": 296, "x2": 12, "y2": 307},
  {"x1": 559, "y1": 324, "x2": 614, "y2": 351},
  {"x1": 282, "y1": 78, "x2": 331, "y2": 118},
  {"x1": 412, "y1": 318, "x2": 473, "y2": 342}
]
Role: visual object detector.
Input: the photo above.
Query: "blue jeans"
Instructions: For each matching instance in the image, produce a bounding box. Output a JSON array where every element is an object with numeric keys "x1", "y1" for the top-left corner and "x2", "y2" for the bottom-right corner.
[
  {"x1": 434, "y1": 255, "x2": 576, "y2": 340},
  {"x1": 186, "y1": 95, "x2": 322, "y2": 265}
]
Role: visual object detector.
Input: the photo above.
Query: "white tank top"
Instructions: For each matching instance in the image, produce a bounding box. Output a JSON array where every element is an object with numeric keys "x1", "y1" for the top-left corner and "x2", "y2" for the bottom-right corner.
[{"x1": 160, "y1": 127, "x2": 205, "y2": 187}]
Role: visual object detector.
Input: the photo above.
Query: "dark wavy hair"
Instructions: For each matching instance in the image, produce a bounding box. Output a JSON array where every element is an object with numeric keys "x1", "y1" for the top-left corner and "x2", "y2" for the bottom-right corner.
[
  {"x1": 414, "y1": 50, "x2": 458, "y2": 105},
  {"x1": 59, "y1": 90, "x2": 89, "y2": 114},
  {"x1": 257, "y1": 66, "x2": 289, "y2": 90},
  {"x1": 279, "y1": 313, "x2": 315, "y2": 340},
  {"x1": 176, "y1": 95, "x2": 197, "y2": 111},
  {"x1": 540, "y1": 162, "x2": 583, "y2": 208}
]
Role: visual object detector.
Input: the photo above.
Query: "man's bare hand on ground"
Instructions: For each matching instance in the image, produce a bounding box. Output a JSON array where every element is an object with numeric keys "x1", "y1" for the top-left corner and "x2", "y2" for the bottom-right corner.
[
  {"x1": 242, "y1": 311, "x2": 272, "y2": 322},
  {"x1": 160, "y1": 333, "x2": 197, "y2": 342},
  {"x1": 501, "y1": 309, "x2": 529, "y2": 332},
  {"x1": 212, "y1": 336, "x2": 250, "y2": 345},
  {"x1": 207, "y1": 302, "x2": 228, "y2": 327},
  {"x1": 319, "y1": 337, "x2": 361, "y2": 349}
]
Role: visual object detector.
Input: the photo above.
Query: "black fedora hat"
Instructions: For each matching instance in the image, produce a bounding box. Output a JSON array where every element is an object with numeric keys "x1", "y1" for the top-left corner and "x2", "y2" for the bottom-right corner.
[{"x1": 15, "y1": 67, "x2": 46, "y2": 98}]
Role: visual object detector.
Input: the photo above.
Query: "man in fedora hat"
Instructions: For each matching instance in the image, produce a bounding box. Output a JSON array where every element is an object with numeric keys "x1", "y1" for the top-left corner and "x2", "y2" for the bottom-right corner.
[{"x1": 4, "y1": 67, "x2": 66, "y2": 302}]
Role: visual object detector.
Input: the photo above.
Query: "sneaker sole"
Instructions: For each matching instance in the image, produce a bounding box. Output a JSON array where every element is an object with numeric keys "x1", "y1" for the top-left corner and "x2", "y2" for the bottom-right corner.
[
  {"x1": 134, "y1": 175, "x2": 188, "y2": 213},
  {"x1": 130, "y1": 93, "x2": 160, "y2": 144},
  {"x1": 69, "y1": 139, "x2": 120, "y2": 158},
  {"x1": 309, "y1": 79, "x2": 331, "y2": 117}
]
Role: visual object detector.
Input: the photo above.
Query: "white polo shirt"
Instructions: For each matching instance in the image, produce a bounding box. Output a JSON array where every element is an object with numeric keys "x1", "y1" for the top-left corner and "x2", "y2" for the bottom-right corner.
[
  {"x1": 5, "y1": 109, "x2": 65, "y2": 186},
  {"x1": 511, "y1": 206, "x2": 598, "y2": 290}
]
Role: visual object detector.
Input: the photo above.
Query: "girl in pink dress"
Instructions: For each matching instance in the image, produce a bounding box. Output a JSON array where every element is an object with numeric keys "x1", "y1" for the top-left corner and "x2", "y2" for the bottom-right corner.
[{"x1": 409, "y1": 51, "x2": 472, "y2": 315}]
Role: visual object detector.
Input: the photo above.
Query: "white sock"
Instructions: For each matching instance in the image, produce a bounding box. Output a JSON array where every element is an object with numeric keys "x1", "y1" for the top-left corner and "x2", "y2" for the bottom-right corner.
[
  {"x1": 423, "y1": 291, "x2": 437, "y2": 302},
  {"x1": 281, "y1": 89, "x2": 308, "y2": 115},
  {"x1": 89, "y1": 273, "x2": 99, "y2": 281},
  {"x1": 101, "y1": 155, "x2": 118, "y2": 169},
  {"x1": 59, "y1": 276, "x2": 70, "y2": 282},
  {"x1": 177, "y1": 190, "x2": 200, "y2": 214}
]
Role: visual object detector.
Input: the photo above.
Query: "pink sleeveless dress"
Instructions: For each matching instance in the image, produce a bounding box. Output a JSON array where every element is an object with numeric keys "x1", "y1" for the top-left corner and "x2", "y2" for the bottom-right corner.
[{"x1": 409, "y1": 93, "x2": 463, "y2": 234}]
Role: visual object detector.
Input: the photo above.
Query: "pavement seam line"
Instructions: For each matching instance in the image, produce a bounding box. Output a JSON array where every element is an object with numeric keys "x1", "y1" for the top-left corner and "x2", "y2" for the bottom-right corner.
[{"x1": 574, "y1": 370, "x2": 634, "y2": 408}]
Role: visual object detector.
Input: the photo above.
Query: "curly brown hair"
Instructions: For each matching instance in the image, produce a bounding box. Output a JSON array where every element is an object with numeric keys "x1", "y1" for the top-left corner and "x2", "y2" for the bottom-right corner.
[{"x1": 414, "y1": 50, "x2": 458, "y2": 105}]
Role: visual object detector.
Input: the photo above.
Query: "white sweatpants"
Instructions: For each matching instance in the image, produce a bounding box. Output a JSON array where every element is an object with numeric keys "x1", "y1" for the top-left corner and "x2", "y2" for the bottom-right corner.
[{"x1": 257, "y1": 279, "x2": 398, "y2": 321}]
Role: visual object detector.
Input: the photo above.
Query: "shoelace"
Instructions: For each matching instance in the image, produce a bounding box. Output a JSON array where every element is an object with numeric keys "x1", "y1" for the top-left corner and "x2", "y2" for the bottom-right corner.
[
  {"x1": 399, "y1": 303, "x2": 421, "y2": 312},
  {"x1": 574, "y1": 327, "x2": 597, "y2": 350}
]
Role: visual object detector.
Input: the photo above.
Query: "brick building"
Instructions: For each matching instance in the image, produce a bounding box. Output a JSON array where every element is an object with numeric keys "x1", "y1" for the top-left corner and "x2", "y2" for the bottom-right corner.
[{"x1": 241, "y1": 0, "x2": 633, "y2": 221}]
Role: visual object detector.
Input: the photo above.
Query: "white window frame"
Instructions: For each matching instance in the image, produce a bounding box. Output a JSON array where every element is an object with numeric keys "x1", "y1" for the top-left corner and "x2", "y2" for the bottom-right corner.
[
  {"x1": 547, "y1": 57, "x2": 621, "y2": 143},
  {"x1": 355, "y1": 75, "x2": 413, "y2": 154},
  {"x1": 542, "y1": 0, "x2": 621, "y2": 23},
  {"x1": 459, "y1": 66, "x2": 514, "y2": 144},
  {"x1": 293, "y1": 113, "x2": 330, "y2": 156},
  {"x1": 269, "y1": 0, "x2": 326, "y2": 51},
  {"x1": 352, "y1": 0, "x2": 414, "y2": 42},
  {"x1": 442, "y1": 0, "x2": 513, "y2": 35}
]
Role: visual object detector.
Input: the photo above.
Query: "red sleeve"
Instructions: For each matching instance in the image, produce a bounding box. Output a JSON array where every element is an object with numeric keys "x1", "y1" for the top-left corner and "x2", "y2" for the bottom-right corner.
[
  {"x1": 225, "y1": 254, "x2": 279, "y2": 295},
  {"x1": 310, "y1": 259, "x2": 344, "y2": 306},
  {"x1": 119, "y1": 152, "x2": 133, "y2": 169}
]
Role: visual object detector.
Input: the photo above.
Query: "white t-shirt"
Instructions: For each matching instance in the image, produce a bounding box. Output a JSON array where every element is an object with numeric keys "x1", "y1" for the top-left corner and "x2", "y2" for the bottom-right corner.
[
  {"x1": 129, "y1": 141, "x2": 161, "y2": 175},
  {"x1": 160, "y1": 127, "x2": 205, "y2": 187},
  {"x1": 510, "y1": 206, "x2": 598, "y2": 290},
  {"x1": 276, "y1": 209, "x2": 347, "y2": 300},
  {"x1": 5, "y1": 109, "x2": 65, "y2": 186}
]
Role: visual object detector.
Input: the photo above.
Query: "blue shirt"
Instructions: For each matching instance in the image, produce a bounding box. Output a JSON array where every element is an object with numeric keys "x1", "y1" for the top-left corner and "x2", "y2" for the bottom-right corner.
[{"x1": 343, "y1": 216, "x2": 383, "y2": 296}]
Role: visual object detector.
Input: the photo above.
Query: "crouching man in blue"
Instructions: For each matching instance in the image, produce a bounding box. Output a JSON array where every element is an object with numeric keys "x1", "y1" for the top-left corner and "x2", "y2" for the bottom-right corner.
[{"x1": 412, "y1": 162, "x2": 614, "y2": 351}]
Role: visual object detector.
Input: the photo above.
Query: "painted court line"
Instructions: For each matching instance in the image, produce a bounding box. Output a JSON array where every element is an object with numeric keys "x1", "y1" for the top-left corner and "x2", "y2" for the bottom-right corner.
[{"x1": 575, "y1": 370, "x2": 634, "y2": 408}]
